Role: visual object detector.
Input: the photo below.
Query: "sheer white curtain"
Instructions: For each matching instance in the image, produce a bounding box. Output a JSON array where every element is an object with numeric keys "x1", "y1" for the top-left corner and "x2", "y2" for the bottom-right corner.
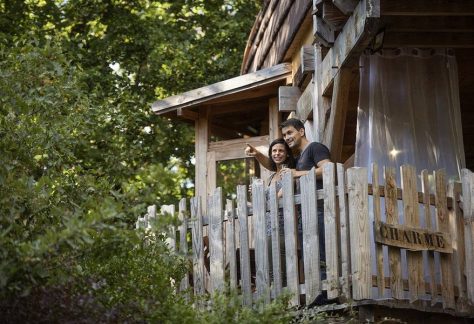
[{"x1": 355, "y1": 48, "x2": 465, "y2": 185}]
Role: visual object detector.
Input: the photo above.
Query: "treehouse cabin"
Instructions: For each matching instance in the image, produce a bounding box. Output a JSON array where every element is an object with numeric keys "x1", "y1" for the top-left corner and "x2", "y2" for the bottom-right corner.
[{"x1": 150, "y1": 0, "x2": 474, "y2": 321}]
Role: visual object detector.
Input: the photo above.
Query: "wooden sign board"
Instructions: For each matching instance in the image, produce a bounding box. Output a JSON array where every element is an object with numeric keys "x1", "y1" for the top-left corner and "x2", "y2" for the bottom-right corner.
[{"x1": 374, "y1": 221, "x2": 452, "y2": 253}]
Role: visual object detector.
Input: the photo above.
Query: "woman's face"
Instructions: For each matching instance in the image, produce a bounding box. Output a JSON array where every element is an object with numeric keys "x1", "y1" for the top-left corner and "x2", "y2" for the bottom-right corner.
[{"x1": 271, "y1": 143, "x2": 288, "y2": 165}]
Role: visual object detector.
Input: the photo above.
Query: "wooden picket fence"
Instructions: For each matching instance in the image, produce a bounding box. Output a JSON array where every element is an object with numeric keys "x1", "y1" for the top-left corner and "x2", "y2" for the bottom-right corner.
[{"x1": 137, "y1": 163, "x2": 474, "y2": 315}]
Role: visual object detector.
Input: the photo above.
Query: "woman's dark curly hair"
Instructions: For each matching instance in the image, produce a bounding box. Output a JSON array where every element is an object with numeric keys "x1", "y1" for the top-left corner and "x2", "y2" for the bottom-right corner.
[{"x1": 268, "y1": 138, "x2": 296, "y2": 172}]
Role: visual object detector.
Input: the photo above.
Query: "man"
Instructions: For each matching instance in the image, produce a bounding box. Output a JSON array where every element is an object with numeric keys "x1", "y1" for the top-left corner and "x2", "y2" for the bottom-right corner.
[{"x1": 245, "y1": 118, "x2": 332, "y2": 305}]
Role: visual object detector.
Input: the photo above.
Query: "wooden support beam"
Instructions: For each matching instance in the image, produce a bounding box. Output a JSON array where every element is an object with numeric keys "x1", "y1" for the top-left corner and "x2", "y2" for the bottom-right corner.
[
  {"x1": 278, "y1": 86, "x2": 301, "y2": 112},
  {"x1": 382, "y1": 16, "x2": 474, "y2": 32},
  {"x1": 268, "y1": 98, "x2": 281, "y2": 141},
  {"x1": 195, "y1": 107, "x2": 209, "y2": 202},
  {"x1": 177, "y1": 108, "x2": 198, "y2": 121},
  {"x1": 321, "y1": 0, "x2": 380, "y2": 96},
  {"x1": 383, "y1": 32, "x2": 474, "y2": 48},
  {"x1": 313, "y1": 15, "x2": 335, "y2": 47},
  {"x1": 322, "y1": 68, "x2": 352, "y2": 162},
  {"x1": 313, "y1": 44, "x2": 332, "y2": 142},
  {"x1": 208, "y1": 135, "x2": 269, "y2": 161},
  {"x1": 300, "y1": 45, "x2": 315, "y2": 74},
  {"x1": 332, "y1": 0, "x2": 358, "y2": 15},
  {"x1": 296, "y1": 79, "x2": 314, "y2": 122},
  {"x1": 381, "y1": 0, "x2": 474, "y2": 16},
  {"x1": 322, "y1": 0, "x2": 347, "y2": 30}
]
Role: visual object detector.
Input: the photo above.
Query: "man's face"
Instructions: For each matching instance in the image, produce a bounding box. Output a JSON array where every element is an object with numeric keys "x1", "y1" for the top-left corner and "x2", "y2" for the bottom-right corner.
[{"x1": 282, "y1": 125, "x2": 304, "y2": 150}]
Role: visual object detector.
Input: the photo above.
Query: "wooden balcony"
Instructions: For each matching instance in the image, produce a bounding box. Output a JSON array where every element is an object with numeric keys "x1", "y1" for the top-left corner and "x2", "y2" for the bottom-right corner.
[{"x1": 138, "y1": 163, "x2": 474, "y2": 318}]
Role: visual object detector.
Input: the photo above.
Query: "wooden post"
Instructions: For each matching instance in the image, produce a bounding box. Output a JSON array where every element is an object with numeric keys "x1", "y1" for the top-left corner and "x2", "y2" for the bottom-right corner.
[
  {"x1": 191, "y1": 197, "x2": 205, "y2": 296},
  {"x1": 225, "y1": 199, "x2": 237, "y2": 289},
  {"x1": 313, "y1": 44, "x2": 331, "y2": 143},
  {"x1": 400, "y1": 165, "x2": 424, "y2": 302},
  {"x1": 282, "y1": 171, "x2": 300, "y2": 306},
  {"x1": 434, "y1": 170, "x2": 455, "y2": 309},
  {"x1": 323, "y1": 163, "x2": 339, "y2": 299},
  {"x1": 268, "y1": 97, "x2": 281, "y2": 142},
  {"x1": 384, "y1": 167, "x2": 403, "y2": 299},
  {"x1": 300, "y1": 168, "x2": 322, "y2": 304},
  {"x1": 347, "y1": 167, "x2": 372, "y2": 300},
  {"x1": 296, "y1": 80, "x2": 314, "y2": 122},
  {"x1": 237, "y1": 185, "x2": 252, "y2": 306},
  {"x1": 161, "y1": 205, "x2": 176, "y2": 252},
  {"x1": 208, "y1": 187, "x2": 225, "y2": 293},
  {"x1": 337, "y1": 163, "x2": 351, "y2": 299},
  {"x1": 461, "y1": 169, "x2": 474, "y2": 305},
  {"x1": 195, "y1": 106, "x2": 209, "y2": 205},
  {"x1": 252, "y1": 178, "x2": 270, "y2": 303},
  {"x1": 179, "y1": 198, "x2": 189, "y2": 294}
]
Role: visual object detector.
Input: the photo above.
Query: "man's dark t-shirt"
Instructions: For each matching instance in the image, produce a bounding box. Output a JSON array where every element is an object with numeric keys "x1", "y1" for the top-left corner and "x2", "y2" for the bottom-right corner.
[{"x1": 295, "y1": 142, "x2": 331, "y2": 189}]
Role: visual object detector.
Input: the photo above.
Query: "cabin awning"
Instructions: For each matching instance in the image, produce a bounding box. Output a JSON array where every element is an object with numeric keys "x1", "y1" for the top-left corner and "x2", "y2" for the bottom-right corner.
[{"x1": 151, "y1": 63, "x2": 291, "y2": 115}]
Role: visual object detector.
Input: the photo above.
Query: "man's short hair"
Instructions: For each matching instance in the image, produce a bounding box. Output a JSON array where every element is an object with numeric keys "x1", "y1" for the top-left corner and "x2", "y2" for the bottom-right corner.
[{"x1": 280, "y1": 118, "x2": 305, "y2": 131}]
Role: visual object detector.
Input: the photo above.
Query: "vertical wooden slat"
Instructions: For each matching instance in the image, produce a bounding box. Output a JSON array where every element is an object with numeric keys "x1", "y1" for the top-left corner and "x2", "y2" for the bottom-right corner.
[
  {"x1": 448, "y1": 181, "x2": 468, "y2": 312},
  {"x1": 323, "y1": 163, "x2": 339, "y2": 299},
  {"x1": 225, "y1": 199, "x2": 237, "y2": 289},
  {"x1": 300, "y1": 169, "x2": 321, "y2": 304},
  {"x1": 400, "y1": 165, "x2": 424, "y2": 302},
  {"x1": 208, "y1": 187, "x2": 225, "y2": 293},
  {"x1": 269, "y1": 183, "x2": 283, "y2": 296},
  {"x1": 384, "y1": 167, "x2": 403, "y2": 299},
  {"x1": 461, "y1": 169, "x2": 474, "y2": 304},
  {"x1": 179, "y1": 199, "x2": 189, "y2": 293},
  {"x1": 161, "y1": 205, "x2": 176, "y2": 252},
  {"x1": 147, "y1": 205, "x2": 157, "y2": 229},
  {"x1": 347, "y1": 167, "x2": 371, "y2": 300},
  {"x1": 282, "y1": 171, "x2": 300, "y2": 306},
  {"x1": 421, "y1": 169, "x2": 437, "y2": 304},
  {"x1": 237, "y1": 185, "x2": 252, "y2": 306},
  {"x1": 337, "y1": 163, "x2": 351, "y2": 299},
  {"x1": 372, "y1": 163, "x2": 384, "y2": 297},
  {"x1": 434, "y1": 170, "x2": 455, "y2": 309},
  {"x1": 252, "y1": 178, "x2": 270, "y2": 303},
  {"x1": 191, "y1": 197, "x2": 205, "y2": 296}
]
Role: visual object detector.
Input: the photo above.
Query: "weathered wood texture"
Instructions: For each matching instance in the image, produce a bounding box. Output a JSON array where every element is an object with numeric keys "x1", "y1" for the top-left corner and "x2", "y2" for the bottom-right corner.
[
  {"x1": 146, "y1": 163, "x2": 474, "y2": 314},
  {"x1": 179, "y1": 199, "x2": 189, "y2": 294},
  {"x1": 278, "y1": 86, "x2": 301, "y2": 112}
]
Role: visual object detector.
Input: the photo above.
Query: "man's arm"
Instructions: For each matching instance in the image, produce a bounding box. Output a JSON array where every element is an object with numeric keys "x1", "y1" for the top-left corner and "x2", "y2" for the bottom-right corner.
[
  {"x1": 245, "y1": 143, "x2": 272, "y2": 170},
  {"x1": 283, "y1": 158, "x2": 331, "y2": 178}
]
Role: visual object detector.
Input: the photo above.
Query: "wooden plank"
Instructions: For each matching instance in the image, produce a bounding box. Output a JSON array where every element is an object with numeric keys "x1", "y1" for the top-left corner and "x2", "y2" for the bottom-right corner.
[
  {"x1": 152, "y1": 63, "x2": 292, "y2": 113},
  {"x1": 191, "y1": 197, "x2": 205, "y2": 296},
  {"x1": 383, "y1": 32, "x2": 474, "y2": 49},
  {"x1": 237, "y1": 185, "x2": 252, "y2": 305},
  {"x1": 421, "y1": 170, "x2": 438, "y2": 304},
  {"x1": 313, "y1": 44, "x2": 331, "y2": 143},
  {"x1": 434, "y1": 170, "x2": 455, "y2": 309},
  {"x1": 321, "y1": 0, "x2": 380, "y2": 96},
  {"x1": 207, "y1": 151, "x2": 216, "y2": 197},
  {"x1": 282, "y1": 171, "x2": 300, "y2": 306},
  {"x1": 300, "y1": 45, "x2": 315, "y2": 74},
  {"x1": 333, "y1": 0, "x2": 358, "y2": 15},
  {"x1": 225, "y1": 199, "x2": 237, "y2": 289},
  {"x1": 381, "y1": 0, "x2": 474, "y2": 16},
  {"x1": 268, "y1": 183, "x2": 283, "y2": 296},
  {"x1": 323, "y1": 0, "x2": 347, "y2": 30},
  {"x1": 347, "y1": 167, "x2": 371, "y2": 300},
  {"x1": 278, "y1": 86, "x2": 301, "y2": 112},
  {"x1": 323, "y1": 163, "x2": 339, "y2": 299},
  {"x1": 382, "y1": 16, "x2": 474, "y2": 32},
  {"x1": 337, "y1": 163, "x2": 351, "y2": 299},
  {"x1": 461, "y1": 169, "x2": 474, "y2": 304},
  {"x1": 147, "y1": 204, "x2": 157, "y2": 229},
  {"x1": 268, "y1": 98, "x2": 281, "y2": 142},
  {"x1": 161, "y1": 205, "x2": 177, "y2": 252},
  {"x1": 313, "y1": 15, "x2": 335, "y2": 47},
  {"x1": 400, "y1": 165, "x2": 424, "y2": 302},
  {"x1": 384, "y1": 167, "x2": 403, "y2": 299},
  {"x1": 179, "y1": 199, "x2": 189, "y2": 294},
  {"x1": 210, "y1": 135, "x2": 269, "y2": 161},
  {"x1": 300, "y1": 168, "x2": 322, "y2": 304},
  {"x1": 372, "y1": 164, "x2": 384, "y2": 298},
  {"x1": 296, "y1": 80, "x2": 314, "y2": 122},
  {"x1": 252, "y1": 178, "x2": 271, "y2": 303},
  {"x1": 195, "y1": 107, "x2": 208, "y2": 204},
  {"x1": 208, "y1": 187, "x2": 225, "y2": 293},
  {"x1": 177, "y1": 107, "x2": 198, "y2": 121},
  {"x1": 323, "y1": 68, "x2": 352, "y2": 162}
]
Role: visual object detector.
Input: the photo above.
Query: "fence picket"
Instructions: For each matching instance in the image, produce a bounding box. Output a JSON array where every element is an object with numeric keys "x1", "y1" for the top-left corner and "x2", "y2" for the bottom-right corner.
[
  {"x1": 323, "y1": 163, "x2": 339, "y2": 299},
  {"x1": 347, "y1": 167, "x2": 371, "y2": 300},
  {"x1": 282, "y1": 171, "x2": 300, "y2": 306},
  {"x1": 401, "y1": 165, "x2": 424, "y2": 302},
  {"x1": 372, "y1": 163, "x2": 384, "y2": 297},
  {"x1": 461, "y1": 169, "x2": 474, "y2": 305},
  {"x1": 178, "y1": 199, "x2": 189, "y2": 294},
  {"x1": 191, "y1": 197, "x2": 205, "y2": 296},
  {"x1": 161, "y1": 205, "x2": 176, "y2": 252},
  {"x1": 269, "y1": 183, "x2": 283, "y2": 296},
  {"x1": 252, "y1": 179, "x2": 270, "y2": 303},
  {"x1": 434, "y1": 170, "x2": 455, "y2": 309},
  {"x1": 237, "y1": 185, "x2": 252, "y2": 306},
  {"x1": 225, "y1": 199, "x2": 237, "y2": 289},
  {"x1": 384, "y1": 167, "x2": 403, "y2": 299},
  {"x1": 300, "y1": 168, "x2": 321, "y2": 304},
  {"x1": 337, "y1": 163, "x2": 351, "y2": 299},
  {"x1": 208, "y1": 187, "x2": 225, "y2": 293}
]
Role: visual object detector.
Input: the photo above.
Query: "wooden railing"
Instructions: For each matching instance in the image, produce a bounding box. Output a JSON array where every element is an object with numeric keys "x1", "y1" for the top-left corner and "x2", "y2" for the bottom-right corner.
[{"x1": 137, "y1": 163, "x2": 474, "y2": 315}]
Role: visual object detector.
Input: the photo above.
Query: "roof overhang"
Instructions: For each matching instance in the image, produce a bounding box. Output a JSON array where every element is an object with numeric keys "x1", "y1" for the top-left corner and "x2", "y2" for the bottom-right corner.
[{"x1": 151, "y1": 63, "x2": 291, "y2": 115}]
